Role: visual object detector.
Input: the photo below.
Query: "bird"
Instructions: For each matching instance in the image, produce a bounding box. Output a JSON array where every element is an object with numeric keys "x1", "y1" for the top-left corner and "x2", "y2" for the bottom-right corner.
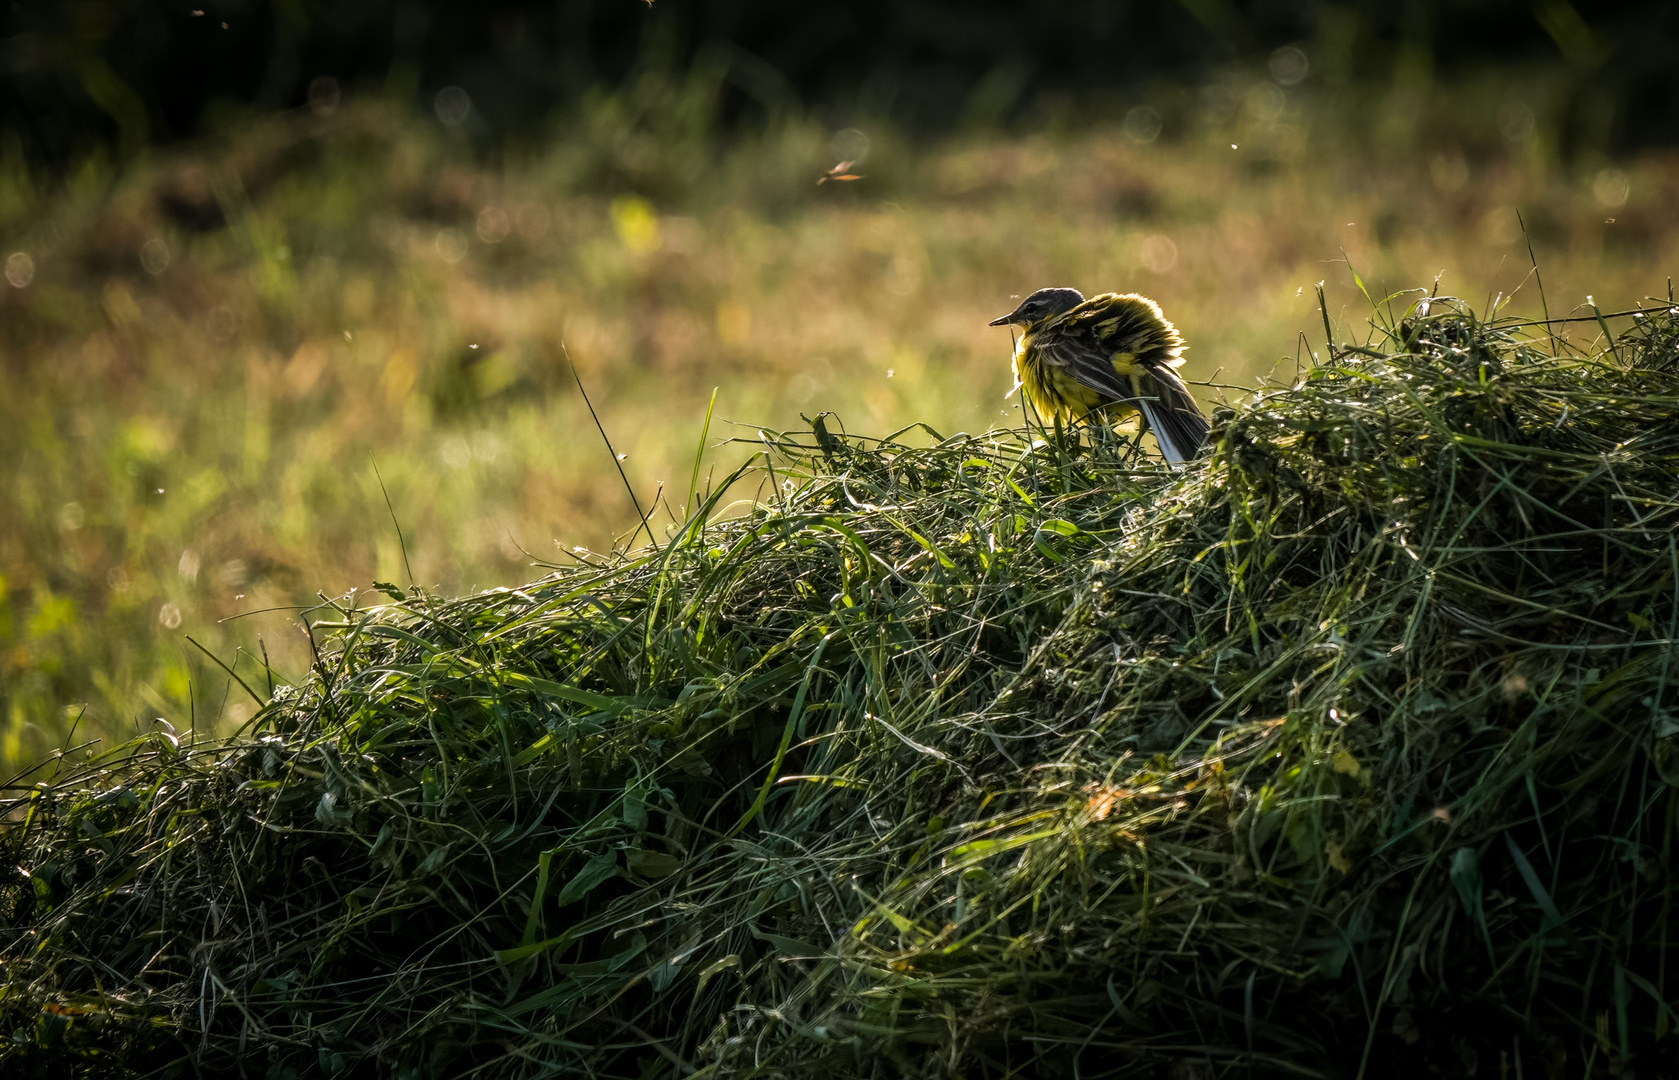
[{"x1": 989, "y1": 288, "x2": 1209, "y2": 466}]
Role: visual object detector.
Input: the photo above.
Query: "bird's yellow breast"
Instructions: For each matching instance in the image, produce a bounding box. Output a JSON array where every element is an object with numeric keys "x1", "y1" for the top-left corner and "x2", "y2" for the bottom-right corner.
[{"x1": 1012, "y1": 332, "x2": 1141, "y2": 424}]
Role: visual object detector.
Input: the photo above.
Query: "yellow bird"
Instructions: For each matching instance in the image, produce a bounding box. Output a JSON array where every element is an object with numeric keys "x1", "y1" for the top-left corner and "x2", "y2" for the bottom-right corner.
[{"x1": 989, "y1": 288, "x2": 1209, "y2": 466}]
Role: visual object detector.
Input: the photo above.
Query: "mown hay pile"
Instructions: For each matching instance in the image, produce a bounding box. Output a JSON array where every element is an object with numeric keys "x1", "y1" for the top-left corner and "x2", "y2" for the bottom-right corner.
[{"x1": 3, "y1": 299, "x2": 1678, "y2": 1079}]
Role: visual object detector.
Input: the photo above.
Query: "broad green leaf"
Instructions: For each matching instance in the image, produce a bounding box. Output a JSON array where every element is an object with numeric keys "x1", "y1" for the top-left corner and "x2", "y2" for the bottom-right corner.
[
  {"x1": 1503, "y1": 832, "x2": 1564, "y2": 931},
  {"x1": 625, "y1": 848, "x2": 682, "y2": 879},
  {"x1": 555, "y1": 851, "x2": 619, "y2": 906},
  {"x1": 748, "y1": 923, "x2": 822, "y2": 957},
  {"x1": 949, "y1": 828, "x2": 1059, "y2": 862},
  {"x1": 621, "y1": 783, "x2": 648, "y2": 831}
]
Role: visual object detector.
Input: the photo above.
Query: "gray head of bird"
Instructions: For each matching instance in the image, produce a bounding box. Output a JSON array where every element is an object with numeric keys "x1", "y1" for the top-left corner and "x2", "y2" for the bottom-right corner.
[{"x1": 988, "y1": 287, "x2": 1086, "y2": 329}]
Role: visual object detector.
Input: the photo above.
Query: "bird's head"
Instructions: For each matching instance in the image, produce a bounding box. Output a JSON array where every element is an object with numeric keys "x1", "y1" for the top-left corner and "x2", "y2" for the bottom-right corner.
[{"x1": 988, "y1": 287, "x2": 1085, "y2": 329}]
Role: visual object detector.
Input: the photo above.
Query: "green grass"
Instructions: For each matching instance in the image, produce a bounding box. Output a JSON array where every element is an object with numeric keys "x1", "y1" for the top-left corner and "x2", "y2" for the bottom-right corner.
[
  {"x1": 2, "y1": 297, "x2": 1677, "y2": 1077},
  {"x1": 3, "y1": 75, "x2": 1679, "y2": 769}
]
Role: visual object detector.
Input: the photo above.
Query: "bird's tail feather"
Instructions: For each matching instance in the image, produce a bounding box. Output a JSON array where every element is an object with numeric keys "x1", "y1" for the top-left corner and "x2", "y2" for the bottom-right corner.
[{"x1": 1136, "y1": 373, "x2": 1210, "y2": 468}]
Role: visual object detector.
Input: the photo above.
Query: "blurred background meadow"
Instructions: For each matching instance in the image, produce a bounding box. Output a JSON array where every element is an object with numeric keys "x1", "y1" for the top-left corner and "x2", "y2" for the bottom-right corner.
[{"x1": 2, "y1": 0, "x2": 1678, "y2": 768}]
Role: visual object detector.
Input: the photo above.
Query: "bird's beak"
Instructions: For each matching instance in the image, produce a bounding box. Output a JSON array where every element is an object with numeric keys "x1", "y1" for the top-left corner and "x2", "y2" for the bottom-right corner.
[{"x1": 988, "y1": 311, "x2": 1018, "y2": 327}]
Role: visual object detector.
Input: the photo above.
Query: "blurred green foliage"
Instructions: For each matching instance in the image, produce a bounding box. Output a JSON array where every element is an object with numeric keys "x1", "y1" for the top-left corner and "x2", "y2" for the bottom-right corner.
[
  {"x1": 5, "y1": 0, "x2": 1677, "y2": 170},
  {"x1": 1, "y1": 61, "x2": 1677, "y2": 771}
]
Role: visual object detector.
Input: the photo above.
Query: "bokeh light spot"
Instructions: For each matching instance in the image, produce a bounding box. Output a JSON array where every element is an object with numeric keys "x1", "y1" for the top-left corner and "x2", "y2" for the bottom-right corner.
[
  {"x1": 1139, "y1": 234, "x2": 1179, "y2": 273},
  {"x1": 5, "y1": 251, "x2": 34, "y2": 288},
  {"x1": 831, "y1": 128, "x2": 870, "y2": 165},
  {"x1": 435, "y1": 228, "x2": 468, "y2": 263},
  {"x1": 1123, "y1": 106, "x2": 1162, "y2": 144},
  {"x1": 434, "y1": 86, "x2": 471, "y2": 127},
  {"x1": 140, "y1": 238, "x2": 171, "y2": 275},
  {"x1": 1269, "y1": 46, "x2": 1309, "y2": 86},
  {"x1": 1592, "y1": 168, "x2": 1630, "y2": 209},
  {"x1": 477, "y1": 207, "x2": 510, "y2": 244}
]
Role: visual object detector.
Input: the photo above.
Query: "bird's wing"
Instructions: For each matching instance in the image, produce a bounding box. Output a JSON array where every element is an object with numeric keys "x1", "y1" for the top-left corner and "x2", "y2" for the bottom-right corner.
[
  {"x1": 1029, "y1": 328, "x2": 1137, "y2": 402},
  {"x1": 1034, "y1": 322, "x2": 1210, "y2": 466}
]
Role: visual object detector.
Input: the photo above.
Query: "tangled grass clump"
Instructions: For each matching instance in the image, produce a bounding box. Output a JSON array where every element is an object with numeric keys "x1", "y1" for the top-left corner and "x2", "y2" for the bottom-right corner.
[{"x1": 3, "y1": 297, "x2": 1678, "y2": 1078}]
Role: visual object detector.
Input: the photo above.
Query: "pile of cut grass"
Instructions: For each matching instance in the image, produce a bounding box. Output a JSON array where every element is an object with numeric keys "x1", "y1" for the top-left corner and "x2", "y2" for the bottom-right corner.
[{"x1": 2, "y1": 298, "x2": 1678, "y2": 1078}]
